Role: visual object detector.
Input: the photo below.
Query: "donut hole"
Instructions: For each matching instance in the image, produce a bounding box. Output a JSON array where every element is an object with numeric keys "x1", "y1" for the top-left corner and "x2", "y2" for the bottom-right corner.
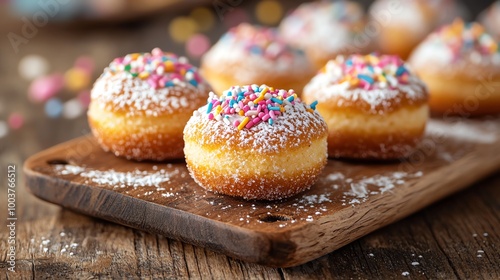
[
  {"x1": 258, "y1": 214, "x2": 292, "y2": 223},
  {"x1": 47, "y1": 159, "x2": 69, "y2": 165}
]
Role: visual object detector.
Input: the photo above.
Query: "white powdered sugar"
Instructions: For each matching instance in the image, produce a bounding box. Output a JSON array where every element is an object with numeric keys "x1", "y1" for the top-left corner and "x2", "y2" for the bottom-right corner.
[
  {"x1": 184, "y1": 102, "x2": 327, "y2": 153},
  {"x1": 91, "y1": 72, "x2": 210, "y2": 117},
  {"x1": 304, "y1": 71, "x2": 427, "y2": 112},
  {"x1": 54, "y1": 164, "x2": 179, "y2": 189},
  {"x1": 202, "y1": 35, "x2": 312, "y2": 80}
]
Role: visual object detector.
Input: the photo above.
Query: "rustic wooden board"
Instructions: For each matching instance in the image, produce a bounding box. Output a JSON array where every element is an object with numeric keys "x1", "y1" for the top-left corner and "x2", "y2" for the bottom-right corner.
[{"x1": 23, "y1": 118, "x2": 500, "y2": 268}]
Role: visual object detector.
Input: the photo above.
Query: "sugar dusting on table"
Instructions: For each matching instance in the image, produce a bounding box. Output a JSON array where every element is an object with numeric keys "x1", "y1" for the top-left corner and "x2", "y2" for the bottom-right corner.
[{"x1": 54, "y1": 164, "x2": 184, "y2": 195}]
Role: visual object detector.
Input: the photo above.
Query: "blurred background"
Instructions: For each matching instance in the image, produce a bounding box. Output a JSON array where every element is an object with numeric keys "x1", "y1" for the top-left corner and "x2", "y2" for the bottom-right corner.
[{"x1": 0, "y1": 0, "x2": 496, "y2": 163}]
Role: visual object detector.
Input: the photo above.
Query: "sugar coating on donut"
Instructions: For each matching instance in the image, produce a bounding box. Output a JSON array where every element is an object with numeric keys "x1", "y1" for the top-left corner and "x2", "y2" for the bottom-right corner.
[
  {"x1": 184, "y1": 84, "x2": 328, "y2": 200},
  {"x1": 279, "y1": 1, "x2": 368, "y2": 54},
  {"x1": 304, "y1": 54, "x2": 428, "y2": 114},
  {"x1": 185, "y1": 85, "x2": 326, "y2": 154},
  {"x1": 409, "y1": 19, "x2": 500, "y2": 77},
  {"x1": 91, "y1": 48, "x2": 211, "y2": 117},
  {"x1": 201, "y1": 23, "x2": 312, "y2": 80}
]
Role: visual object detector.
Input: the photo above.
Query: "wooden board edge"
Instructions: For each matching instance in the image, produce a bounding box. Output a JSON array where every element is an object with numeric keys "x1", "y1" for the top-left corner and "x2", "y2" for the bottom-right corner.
[
  {"x1": 282, "y1": 142, "x2": 500, "y2": 267},
  {"x1": 23, "y1": 162, "x2": 301, "y2": 267}
]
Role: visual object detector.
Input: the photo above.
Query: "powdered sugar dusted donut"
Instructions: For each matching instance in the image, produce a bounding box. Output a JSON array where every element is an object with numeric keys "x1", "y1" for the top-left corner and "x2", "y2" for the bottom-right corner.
[
  {"x1": 200, "y1": 23, "x2": 315, "y2": 95},
  {"x1": 280, "y1": 1, "x2": 375, "y2": 69},
  {"x1": 303, "y1": 54, "x2": 429, "y2": 159},
  {"x1": 409, "y1": 19, "x2": 500, "y2": 116},
  {"x1": 183, "y1": 85, "x2": 328, "y2": 200},
  {"x1": 369, "y1": 0, "x2": 468, "y2": 59},
  {"x1": 88, "y1": 48, "x2": 211, "y2": 161}
]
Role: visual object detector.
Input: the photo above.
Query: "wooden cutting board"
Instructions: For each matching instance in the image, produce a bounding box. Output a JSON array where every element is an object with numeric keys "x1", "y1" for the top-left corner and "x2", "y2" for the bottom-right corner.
[{"x1": 24, "y1": 118, "x2": 500, "y2": 268}]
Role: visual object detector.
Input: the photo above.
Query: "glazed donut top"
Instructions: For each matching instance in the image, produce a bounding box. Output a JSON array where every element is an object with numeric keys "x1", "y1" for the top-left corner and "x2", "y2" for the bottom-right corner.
[
  {"x1": 479, "y1": 1, "x2": 500, "y2": 41},
  {"x1": 280, "y1": 1, "x2": 368, "y2": 53},
  {"x1": 201, "y1": 23, "x2": 311, "y2": 79},
  {"x1": 184, "y1": 85, "x2": 327, "y2": 154},
  {"x1": 303, "y1": 54, "x2": 428, "y2": 113},
  {"x1": 409, "y1": 19, "x2": 500, "y2": 78},
  {"x1": 91, "y1": 48, "x2": 211, "y2": 117}
]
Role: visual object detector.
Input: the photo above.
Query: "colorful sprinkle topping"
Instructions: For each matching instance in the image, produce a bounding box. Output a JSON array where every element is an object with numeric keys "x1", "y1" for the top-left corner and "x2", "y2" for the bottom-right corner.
[
  {"x1": 437, "y1": 19, "x2": 499, "y2": 59},
  {"x1": 106, "y1": 48, "x2": 203, "y2": 89},
  {"x1": 321, "y1": 54, "x2": 414, "y2": 90},
  {"x1": 201, "y1": 85, "x2": 316, "y2": 130},
  {"x1": 221, "y1": 23, "x2": 304, "y2": 60}
]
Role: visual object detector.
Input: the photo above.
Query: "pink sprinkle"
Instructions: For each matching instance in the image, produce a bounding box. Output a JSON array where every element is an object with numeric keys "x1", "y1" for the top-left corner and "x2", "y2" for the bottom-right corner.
[
  {"x1": 238, "y1": 101, "x2": 244, "y2": 108},
  {"x1": 252, "y1": 117, "x2": 261, "y2": 124},
  {"x1": 245, "y1": 121, "x2": 254, "y2": 129},
  {"x1": 258, "y1": 112, "x2": 265, "y2": 118},
  {"x1": 152, "y1": 47, "x2": 163, "y2": 56},
  {"x1": 249, "y1": 94, "x2": 256, "y2": 100},
  {"x1": 266, "y1": 100, "x2": 272, "y2": 105},
  {"x1": 148, "y1": 79, "x2": 159, "y2": 89},
  {"x1": 243, "y1": 105, "x2": 250, "y2": 112},
  {"x1": 28, "y1": 73, "x2": 65, "y2": 103},
  {"x1": 8, "y1": 113, "x2": 24, "y2": 130},
  {"x1": 262, "y1": 114, "x2": 270, "y2": 121},
  {"x1": 269, "y1": 110, "x2": 276, "y2": 120},
  {"x1": 230, "y1": 108, "x2": 235, "y2": 114},
  {"x1": 233, "y1": 120, "x2": 240, "y2": 127},
  {"x1": 208, "y1": 113, "x2": 214, "y2": 120}
]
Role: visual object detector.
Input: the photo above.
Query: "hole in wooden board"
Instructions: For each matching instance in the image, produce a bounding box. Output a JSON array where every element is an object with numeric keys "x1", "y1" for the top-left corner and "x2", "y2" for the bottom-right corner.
[
  {"x1": 258, "y1": 214, "x2": 292, "y2": 223},
  {"x1": 47, "y1": 159, "x2": 69, "y2": 165}
]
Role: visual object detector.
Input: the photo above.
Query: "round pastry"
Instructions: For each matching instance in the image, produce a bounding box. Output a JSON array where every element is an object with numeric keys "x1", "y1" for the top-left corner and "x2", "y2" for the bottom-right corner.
[
  {"x1": 279, "y1": 1, "x2": 374, "y2": 69},
  {"x1": 409, "y1": 19, "x2": 500, "y2": 116},
  {"x1": 479, "y1": 1, "x2": 500, "y2": 41},
  {"x1": 200, "y1": 23, "x2": 315, "y2": 95},
  {"x1": 88, "y1": 48, "x2": 211, "y2": 161},
  {"x1": 369, "y1": 0, "x2": 468, "y2": 59},
  {"x1": 183, "y1": 85, "x2": 328, "y2": 200},
  {"x1": 303, "y1": 54, "x2": 429, "y2": 160}
]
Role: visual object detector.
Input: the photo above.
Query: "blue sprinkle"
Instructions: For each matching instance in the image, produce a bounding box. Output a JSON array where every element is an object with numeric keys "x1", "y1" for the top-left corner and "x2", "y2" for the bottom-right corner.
[
  {"x1": 45, "y1": 98, "x2": 63, "y2": 118},
  {"x1": 268, "y1": 118, "x2": 274, "y2": 125},
  {"x1": 237, "y1": 95, "x2": 244, "y2": 102},
  {"x1": 165, "y1": 81, "x2": 175, "y2": 87},
  {"x1": 357, "y1": 74, "x2": 374, "y2": 84},
  {"x1": 346, "y1": 59, "x2": 353, "y2": 66},
  {"x1": 268, "y1": 106, "x2": 280, "y2": 111},
  {"x1": 271, "y1": 97, "x2": 283, "y2": 104},
  {"x1": 367, "y1": 65, "x2": 374, "y2": 73},
  {"x1": 310, "y1": 100, "x2": 318, "y2": 110},
  {"x1": 286, "y1": 96, "x2": 294, "y2": 102},
  {"x1": 229, "y1": 100, "x2": 236, "y2": 108},
  {"x1": 250, "y1": 46, "x2": 262, "y2": 55},
  {"x1": 206, "y1": 102, "x2": 213, "y2": 113},
  {"x1": 188, "y1": 79, "x2": 198, "y2": 87},
  {"x1": 395, "y1": 66, "x2": 407, "y2": 76}
]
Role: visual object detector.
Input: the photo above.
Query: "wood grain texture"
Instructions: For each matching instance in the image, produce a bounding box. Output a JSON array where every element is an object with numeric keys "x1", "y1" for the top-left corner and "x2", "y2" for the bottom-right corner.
[{"x1": 22, "y1": 118, "x2": 500, "y2": 268}]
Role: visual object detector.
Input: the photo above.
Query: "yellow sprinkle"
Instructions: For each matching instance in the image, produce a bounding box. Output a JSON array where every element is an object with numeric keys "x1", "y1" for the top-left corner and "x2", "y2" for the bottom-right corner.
[
  {"x1": 139, "y1": 72, "x2": 149, "y2": 79},
  {"x1": 292, "y1": 94, "x2": 298, "y2": 100},
  {"x1": 180, "y1": 69, "x2": 186, "y2": 76},
  {"x1": 378, "y1": 75, "x2": 386, "y2": 83},
  {"x1": 307, "y1": 108, "x2": 314, "y2": 113},
  {"x1": 130, "y1": 53, "x2": 141, "y2": 60},
  {"x1": 215, "y1": 105, "x2": 222, "y2": 115},
  {"x1": 280, "y1": 107, "x2": 285, "y2": 112},
  {"x1": 238, "y1": 117, "x2": 249, "y2": 130},
  {"x1": 238, "y1": 110, "x2": 244, "y2": 116},
  {"x1": 255, "y1": 87, "x2": 268, "y2": 103},
  {"x1": 350, "y1": 78, "x2": 359, "y2": 87},
  {"x1": 164, "y1": 61, "x2": 174, "y2": 72}
]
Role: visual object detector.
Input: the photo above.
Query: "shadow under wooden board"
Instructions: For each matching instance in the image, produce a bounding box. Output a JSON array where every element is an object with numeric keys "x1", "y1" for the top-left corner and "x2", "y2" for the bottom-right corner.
[{"x1": 24, "y1": 118, "x2": 500, "y2": 268}]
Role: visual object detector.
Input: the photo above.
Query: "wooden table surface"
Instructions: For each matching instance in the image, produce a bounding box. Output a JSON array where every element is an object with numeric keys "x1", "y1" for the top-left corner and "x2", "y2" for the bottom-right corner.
[{"x1": 1, "y1": 0, "x2": 499, "y2": 279}]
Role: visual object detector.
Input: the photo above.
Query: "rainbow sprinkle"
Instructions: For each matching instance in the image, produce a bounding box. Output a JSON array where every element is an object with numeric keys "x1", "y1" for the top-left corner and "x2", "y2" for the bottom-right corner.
[
  {"x1": 107, "y1": 48, "x2": 203, "y2": 89},
  {"x1": 321, "y1": 54, "x2": 413, "y2": 90},
  {"x1": 222, "y1": 23, "x2": 304, "y2": 60},
  {"x1": 438, "y1": 19, "x2": 499, "y2": 59},
  {"x1": 203, "y1": 85, "x2": 316, "y2": 130}
]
